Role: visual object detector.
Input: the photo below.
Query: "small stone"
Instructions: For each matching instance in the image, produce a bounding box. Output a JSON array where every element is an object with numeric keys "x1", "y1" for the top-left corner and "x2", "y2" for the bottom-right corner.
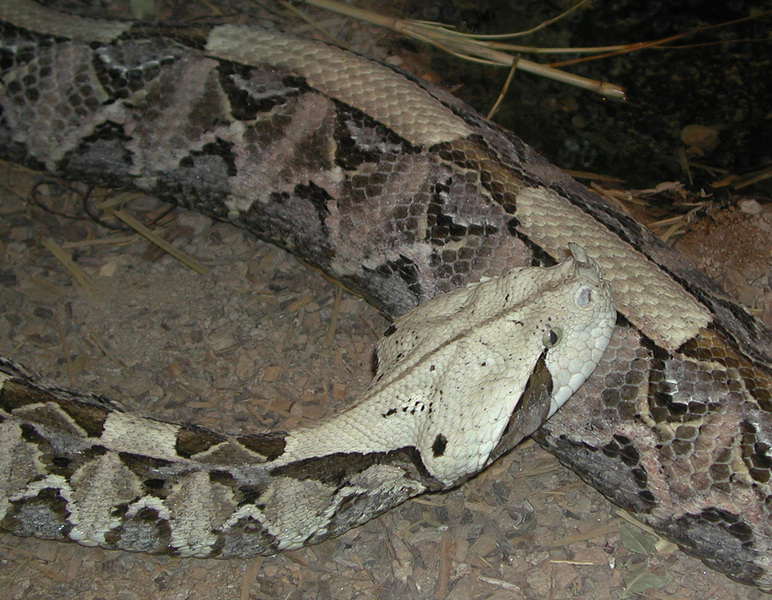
[{"x1": 738, "y1": 199, "x2": 762, "y2": 215}]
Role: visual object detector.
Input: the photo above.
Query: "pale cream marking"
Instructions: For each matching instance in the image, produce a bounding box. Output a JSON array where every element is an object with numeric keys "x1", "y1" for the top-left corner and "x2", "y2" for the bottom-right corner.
[
  {"x1": 10, "y1": 402, "x2": 90, "y2": 438},
  {"x1": 125, "y1": 495, "x2": 172, "y2": 521},
  {"x1": 206, "y1": 25, "x2": 472, "y2": 147},
  {"x1": 221, "y1": 503, "x2": 267, "y2": 532},
  {"x1": 9, "y1": 474, "x2": 70, "y2": 501},
  {"x1": 515, "y1": 186, "x2": 712, "y2": 349},
  {"x1": 260, "y1": 477, "x2": 341, "y2": 551},
  {"x1": 167, "y1": 470, "x2": 225, "y2": 556},
  {"x1": 68, "y1": 452, "x2": 141, "y2": 545},
  {"x1": 101, "y1": 412, "x2": 182, "y2": 461}
]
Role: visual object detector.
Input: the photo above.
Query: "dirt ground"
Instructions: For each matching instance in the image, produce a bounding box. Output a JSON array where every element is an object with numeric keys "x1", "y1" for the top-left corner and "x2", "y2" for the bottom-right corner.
[{"x1": 2, "y1": 1, "x2": 772, "y2": 599}]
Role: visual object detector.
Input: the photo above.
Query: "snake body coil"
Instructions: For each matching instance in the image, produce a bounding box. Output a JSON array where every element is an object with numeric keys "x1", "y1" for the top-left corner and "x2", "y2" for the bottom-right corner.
[{"x1": 0, "y1": 0, "x2": 771, "y2": 591}]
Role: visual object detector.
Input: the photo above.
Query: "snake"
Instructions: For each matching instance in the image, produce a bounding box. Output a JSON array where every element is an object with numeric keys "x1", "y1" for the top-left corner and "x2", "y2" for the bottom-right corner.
[{"x1": 0, "y1": 0, "x2": 771, "y2": 592}]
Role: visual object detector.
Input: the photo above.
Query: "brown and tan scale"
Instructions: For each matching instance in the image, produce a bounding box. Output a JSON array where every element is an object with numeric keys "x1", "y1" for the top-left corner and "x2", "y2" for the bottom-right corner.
[{"x1": 1, "y1": 0, "x2": 772, "y2": 596}]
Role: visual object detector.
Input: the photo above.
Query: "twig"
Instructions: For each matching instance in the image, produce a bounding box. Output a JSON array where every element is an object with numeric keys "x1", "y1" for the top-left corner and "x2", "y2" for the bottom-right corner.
[
  {"x1": 323, "y1": 287, "x2": 343, "y2": 346},
  {"x1": 432, "y1": 529, "x2": 455, "y2": 599},
  {"x1": 110, "y1": 209, "x2": 208, "y2": 275},
  {"x1": 297, "y1": 0, "x2": 625, "y2": 98},
  {"x1": 89, "y1": 332, "x2": 127, "y2": 368},
  {"x1": 486, "y1": 56, "x2": 519, "y2": 120},
  {"x1": 41, "y1": 238, "x2": 96, "y2": 296},
  {"x1": 289, "y1": 1, "x2": 771, "y2": 102}
]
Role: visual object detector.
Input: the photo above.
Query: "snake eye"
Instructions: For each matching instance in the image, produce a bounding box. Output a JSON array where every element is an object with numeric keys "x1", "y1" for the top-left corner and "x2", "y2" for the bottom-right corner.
[{"x1": 542, "y1": 327, "x2": 562, "y2": 348}]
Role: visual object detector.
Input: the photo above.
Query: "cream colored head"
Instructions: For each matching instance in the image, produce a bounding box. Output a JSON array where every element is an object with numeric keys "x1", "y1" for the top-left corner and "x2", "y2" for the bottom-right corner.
[
  {"x1": 284, "y1": 244, "x2": 616, "y2": 487},
  {"x1": 536, "y1": 244, "x2": 617, "y2": 416}
]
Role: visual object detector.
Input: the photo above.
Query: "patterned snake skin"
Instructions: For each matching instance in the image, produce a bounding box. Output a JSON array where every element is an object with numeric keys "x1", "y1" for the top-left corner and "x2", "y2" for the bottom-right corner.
[{"x1": 1, "y1": 0, "x2": 771, "y2": 591}]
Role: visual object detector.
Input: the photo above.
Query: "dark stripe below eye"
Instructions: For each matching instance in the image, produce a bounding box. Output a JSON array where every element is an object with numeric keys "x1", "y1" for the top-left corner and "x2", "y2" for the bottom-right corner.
[{"x1": 489, "y1": 351, "x2": 553, "y2": 464}]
